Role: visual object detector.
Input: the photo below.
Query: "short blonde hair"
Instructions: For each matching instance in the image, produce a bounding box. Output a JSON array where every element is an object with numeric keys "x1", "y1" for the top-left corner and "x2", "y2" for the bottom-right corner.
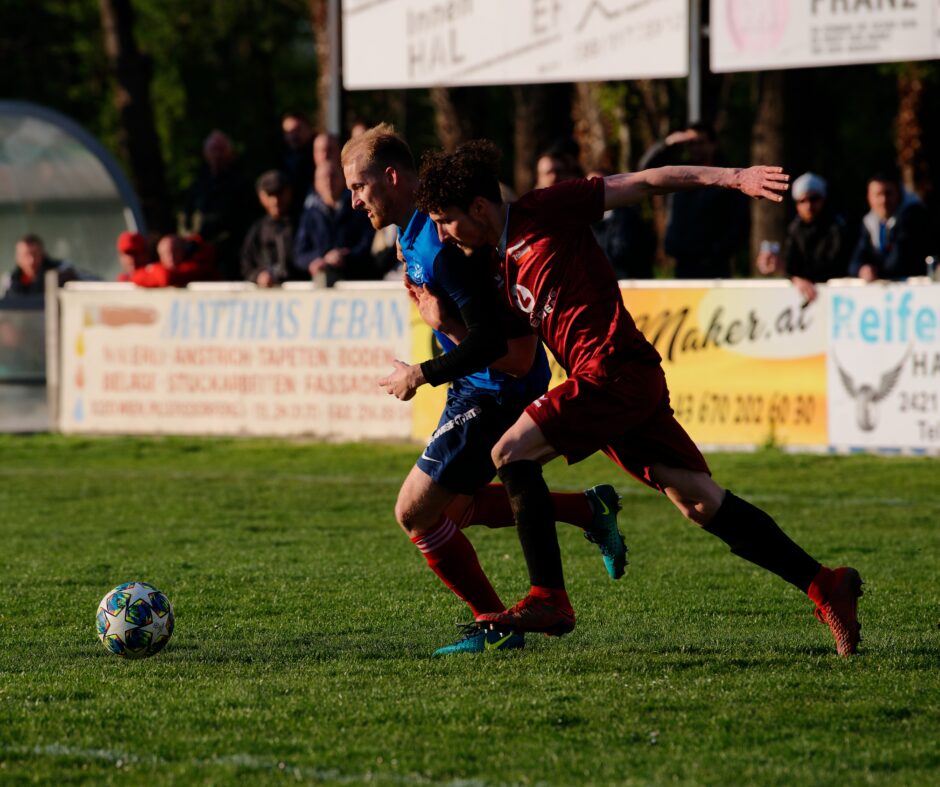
[{"x1": 341, "y1": 122, "x2": 415, "y2": 174}]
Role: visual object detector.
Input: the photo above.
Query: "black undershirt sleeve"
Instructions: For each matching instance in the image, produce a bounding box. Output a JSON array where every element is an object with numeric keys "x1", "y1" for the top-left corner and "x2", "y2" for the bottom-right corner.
[{"x1": 418, "y1": 248, "x2": 511, "y2": 387}]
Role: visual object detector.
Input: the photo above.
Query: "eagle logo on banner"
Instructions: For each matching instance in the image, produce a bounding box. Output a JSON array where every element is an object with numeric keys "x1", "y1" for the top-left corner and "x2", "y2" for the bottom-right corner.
[{"x1": 834, "y1": 348, "x2": 911, "y2": 432}]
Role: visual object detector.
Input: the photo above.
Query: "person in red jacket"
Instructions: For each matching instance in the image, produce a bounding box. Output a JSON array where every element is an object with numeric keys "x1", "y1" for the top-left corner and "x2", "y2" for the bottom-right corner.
[
  {"x1": 131, "y1": 234, "x2": 220, "y2": 288},
  {"x1": 116, "y1": 231, "x2": 150, "y2": 282}
]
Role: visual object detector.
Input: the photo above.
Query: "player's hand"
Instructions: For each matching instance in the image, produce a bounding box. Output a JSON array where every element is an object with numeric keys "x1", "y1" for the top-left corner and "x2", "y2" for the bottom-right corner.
[
  {"x1": 735, "y1": 166, "x2": 790, "y2": 202},
  {"x1": 403, "y1": 273, "x2": 420, "y2": 305},
  {"x1": 395, "y1": 237, "x2": 406, "y2": 265},
  {"x1": 379, "y1": 360, "x2": 425, "y2": 401},
  {"x1": 414, "y1": 285, "x2": 461, "y2": 337}
]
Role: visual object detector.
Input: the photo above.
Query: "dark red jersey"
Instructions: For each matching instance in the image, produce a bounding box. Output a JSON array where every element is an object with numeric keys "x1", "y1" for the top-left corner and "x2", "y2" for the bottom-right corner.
[{"x1": 500, "y1": 177, "x2": 661, "y2": 377}]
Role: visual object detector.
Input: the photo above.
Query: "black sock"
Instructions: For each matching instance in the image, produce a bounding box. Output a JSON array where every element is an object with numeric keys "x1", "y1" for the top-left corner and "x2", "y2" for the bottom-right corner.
[
  {"x1": 704, "y1": 491, "x2": 821, "y2": 592},
  {"x1": 497, "y1": 460, "x2": 565, "y2": 589}
]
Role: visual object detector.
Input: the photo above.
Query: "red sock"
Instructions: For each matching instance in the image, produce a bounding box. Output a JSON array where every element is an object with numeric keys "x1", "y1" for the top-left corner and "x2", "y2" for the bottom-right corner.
[
  {"x1": 411, "y1": 517, "x2": 504, "y2": 616},
  {"x1": 807, "y1": 566, "x2": 836, "y2": 606},
  {"x1": 464, "y1": 484, "x2": 593, "y2": 529},
  {"x1": 529, "y1": 584, "x2": 573, "y2": 610}
]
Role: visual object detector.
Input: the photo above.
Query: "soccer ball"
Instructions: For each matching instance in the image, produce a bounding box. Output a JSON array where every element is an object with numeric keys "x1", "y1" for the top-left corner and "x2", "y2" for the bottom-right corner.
[{"x1": 96, "y1": 582, "x2": 175, "y2": 659}]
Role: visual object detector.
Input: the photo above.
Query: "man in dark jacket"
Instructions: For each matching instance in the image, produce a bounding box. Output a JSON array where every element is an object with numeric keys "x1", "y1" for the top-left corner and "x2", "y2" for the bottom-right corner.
[
  {"x1": 756, "y1": 172, "x2": 851, "y2": 303},
  {"x1": 294, "y1": 159, "x2": 375, "y2": 284},
  {"x1": 180, "y1": 130, "x2": 260, "y2": 281},
  {"x1": 639, "y1": 123, "x2": 749, "y2": 279},
  {"x1": 5, "y1": 234, "x2": 77, "y2": 297},
  {"x1": 241, "y1": 171, "x2": 297, "y2": 287},
  {"x1": 849, "y1": 168, "x2": 932, "y2": 281}
]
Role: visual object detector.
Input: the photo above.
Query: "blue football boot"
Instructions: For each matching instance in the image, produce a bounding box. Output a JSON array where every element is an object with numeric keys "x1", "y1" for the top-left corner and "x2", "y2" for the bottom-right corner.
[
  {"x1": 432, "y1": 622, "x2": 525, "y2": 656},
  {"x1": 583, "y1": 484, "x2": 628, "y2": 580}
]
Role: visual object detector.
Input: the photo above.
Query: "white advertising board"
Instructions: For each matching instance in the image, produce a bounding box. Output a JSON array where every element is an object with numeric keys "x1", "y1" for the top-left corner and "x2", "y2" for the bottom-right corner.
[
  {"x1": 58, "y1": 288, "x2": 413, "y2": 439},
  {"x1": 827, "y1": 283, "x2": 940, "y2": 452},
  {"x1": 342, "y1": 0, "x2": 688, "y2": 89},
  {"x1": 711, "y1": 0, "x2": 940, "y2": 73}
]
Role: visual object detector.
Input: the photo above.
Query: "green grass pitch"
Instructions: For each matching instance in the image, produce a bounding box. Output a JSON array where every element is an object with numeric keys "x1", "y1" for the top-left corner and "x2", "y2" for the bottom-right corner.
[{"x1": 1, "y1": 434, "x2": 938, "y2": 785}]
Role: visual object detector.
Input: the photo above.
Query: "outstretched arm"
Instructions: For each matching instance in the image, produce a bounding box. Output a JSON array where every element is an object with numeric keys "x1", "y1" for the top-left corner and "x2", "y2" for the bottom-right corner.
[{"x1": 604, "y1": 165, "x2": 789, "y2": 209}]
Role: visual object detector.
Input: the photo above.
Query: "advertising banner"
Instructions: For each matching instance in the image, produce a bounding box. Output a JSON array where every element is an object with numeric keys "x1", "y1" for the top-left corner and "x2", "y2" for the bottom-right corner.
[
  {"x1": 827, "y1": 283, "x2": 940, "y2": 451},
  {"x1": 343, "y1": 0, "x2": 688, "y2": 89},
  {"x1": 711, "y1": 0, "x2": 939, "y2": 73},
  {"x1": 413, "y1": 282, "x2": 830, "y2": 449},
  {"x1": 621, "y1": 283, "x2": 828, "y2": 448},
  {"x1": 59, "y1": 288, "x2": 413, "y2": 439}
]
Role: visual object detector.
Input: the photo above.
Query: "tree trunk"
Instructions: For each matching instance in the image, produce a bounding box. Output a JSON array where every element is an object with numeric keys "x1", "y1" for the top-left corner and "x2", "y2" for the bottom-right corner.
[
  {"x1": 897, "y1": 63, "x2": 930, "y2": 199},
  {"x1": 430, "y1": 87, "x2": 472, "y2": 152},
  {"x1": 307, "y1": 0, "x2": 330, "y2": 132},
  {"x1": 99, "y1": 0, "x2": 172, "y2": 233},
  {"x1": 630, "y1": 80, "x2": 672, "y2": 272},
  {"x1": 511, "y1": 84, "x2": 573, "y2": 195},
  {"x1": 572, "y1": 82, "x2": 608, "y2": 174},
  {"x1": 749, "y1": 71, "x2": 787, "y2": 272}
]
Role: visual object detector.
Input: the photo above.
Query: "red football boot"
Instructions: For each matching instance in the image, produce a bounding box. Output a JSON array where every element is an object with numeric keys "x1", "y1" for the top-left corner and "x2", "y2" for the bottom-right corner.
[
  {"x1": 476, "y1": 591, "x2": 575, "y2": 637},
  {"x1": 810, "y1": 566, "x2": 863, "y2": 656}
]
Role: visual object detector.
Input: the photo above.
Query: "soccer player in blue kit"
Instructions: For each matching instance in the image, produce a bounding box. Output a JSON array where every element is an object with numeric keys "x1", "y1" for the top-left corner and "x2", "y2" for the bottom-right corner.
[{"x1": 341, "y1": 124, "x2": 627, "y2": 655}]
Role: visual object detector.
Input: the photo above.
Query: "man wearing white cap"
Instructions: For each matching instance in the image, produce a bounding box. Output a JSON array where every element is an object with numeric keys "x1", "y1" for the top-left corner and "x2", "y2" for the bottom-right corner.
[{"x1": 756, "y1": 171, "x2": 850, "y2": 303}]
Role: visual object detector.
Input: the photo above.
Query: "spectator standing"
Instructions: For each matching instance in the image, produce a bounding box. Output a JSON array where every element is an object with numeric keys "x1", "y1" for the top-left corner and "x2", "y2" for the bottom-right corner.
[
  {"x1": 534, "y1": 142, "x2": 582, "y2": 189},
  {"x1": 294, "y1": 159, "x2": 375, "y2": 284},
  {"x1": 116, "y1": 231, "x2": 150, "y2": 282},
  {"x1": 132, "y1": 234, "x2": 220, "y2": 288},
  {"x1": 4, "y1": 234, "x2": 77, "y2": 297},
  {"x1": 587, "y1": 170, "x2": 655, "y2": 279},
  {"x1": 756, "y1": 172, "x2": 851, "y2": 303},
  {"x1": 849, "y1": 169, "x2": 932, "y2": 281},
  {"x1": 313, "y1": 132, "x2": 341, "y2": 170},
  {"x1": 180, "y1": 130, "x2": 260, "y2": 281},
  {"x1": 639, "y1": 123, "x2": 749, "y2": 278},
  {"x1": 281, "y1": 112, "x2": 315, "y2": 208},
  {"x1": 241, "y1": 170, "x2": 297, "y2": 287}
]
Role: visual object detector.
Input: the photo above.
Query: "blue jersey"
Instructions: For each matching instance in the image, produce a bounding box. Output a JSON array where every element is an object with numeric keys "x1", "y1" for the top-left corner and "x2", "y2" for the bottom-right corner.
[{"x1": 398, "y1": 210, "x2": 550, "y2": 400}]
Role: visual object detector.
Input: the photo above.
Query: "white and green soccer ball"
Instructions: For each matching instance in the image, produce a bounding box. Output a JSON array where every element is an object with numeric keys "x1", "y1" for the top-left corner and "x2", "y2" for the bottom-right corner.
[{"x1": 96, "y1": 582, "x2": 175, "y2": 659}]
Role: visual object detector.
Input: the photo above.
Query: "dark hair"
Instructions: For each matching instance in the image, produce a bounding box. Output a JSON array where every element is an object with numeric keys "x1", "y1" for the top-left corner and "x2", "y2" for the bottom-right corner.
[
  {"x1": 18, "y1": 233, "x2": 43, "y2": 247},
  {"x1": 415, "y1": 140, "x2": 502, "y2": 214},
  {"x1": 868, "y1": 167, "x2": 901, "y2": 187}
]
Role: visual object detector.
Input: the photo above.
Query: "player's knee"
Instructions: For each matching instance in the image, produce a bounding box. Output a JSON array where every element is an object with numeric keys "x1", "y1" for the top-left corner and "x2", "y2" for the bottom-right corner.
[
  {"x1": 676, "y1": 492, "x2": 723, "y2": 526},
  {"x1": 490, "y1": 440, "x2": 512, "y2": 469},
  {"x1": 394, "y1": 498, "x2": 420, "y2": 536}
]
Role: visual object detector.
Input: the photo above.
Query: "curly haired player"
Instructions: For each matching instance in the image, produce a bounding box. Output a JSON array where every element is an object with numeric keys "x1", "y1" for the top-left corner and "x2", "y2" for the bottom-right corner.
[
  {"x1": 379, "y1": 139, "x2": 862, "y2": 656},
  {"x1": 341, "y1": 126, "x2": 628, "y2": 655}
]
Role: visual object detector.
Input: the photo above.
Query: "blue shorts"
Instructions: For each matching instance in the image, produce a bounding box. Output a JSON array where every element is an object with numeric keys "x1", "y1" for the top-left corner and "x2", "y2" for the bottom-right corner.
[{"x1": 416, "y1": 388, "x2": 529, "y2": 495}]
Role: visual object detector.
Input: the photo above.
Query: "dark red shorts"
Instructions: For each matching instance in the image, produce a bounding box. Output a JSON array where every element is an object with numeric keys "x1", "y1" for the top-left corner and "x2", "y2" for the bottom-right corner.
[{"x1": 525, "y1": 363, "x2": 710, "y2": 490}]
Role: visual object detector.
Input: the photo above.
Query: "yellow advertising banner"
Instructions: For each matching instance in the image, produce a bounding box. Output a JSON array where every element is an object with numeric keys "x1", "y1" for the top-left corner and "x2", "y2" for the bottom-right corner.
[
  {"x1": 411, "y1": 283, "x2": 828, "y2": 448},
  {"x1": 621, "y1": 283, "x2": 827, "y2": 447}
]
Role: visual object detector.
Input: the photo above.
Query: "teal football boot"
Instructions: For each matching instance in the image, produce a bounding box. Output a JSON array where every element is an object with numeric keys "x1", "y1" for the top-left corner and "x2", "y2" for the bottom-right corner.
[
  {"x1": 583, "y1": 484, "x2": 628, "y2": 580},
  {"x1": 432, "y1": 622, "x2": 525, "y2": 656}
]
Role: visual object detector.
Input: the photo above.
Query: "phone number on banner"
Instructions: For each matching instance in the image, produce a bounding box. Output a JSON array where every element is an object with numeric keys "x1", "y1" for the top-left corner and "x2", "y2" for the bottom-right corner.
[{"x1": 672, "y1": 392, "x2": 818, "y2": 428}]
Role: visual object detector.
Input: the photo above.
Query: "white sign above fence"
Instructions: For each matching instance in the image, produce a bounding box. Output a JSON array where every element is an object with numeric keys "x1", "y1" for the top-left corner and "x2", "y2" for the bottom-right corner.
[
  {"x1": 711, "y1": 0, "x2": 940, "y2": 73},
  {"x1": 342, "y1": 0, "x2": 688, "y2": 89}
]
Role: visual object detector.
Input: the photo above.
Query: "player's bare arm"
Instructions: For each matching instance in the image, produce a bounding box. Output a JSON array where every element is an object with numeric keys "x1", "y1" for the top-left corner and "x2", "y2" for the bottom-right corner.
[{"x1": 604, "y1": 165, "x2": 790, "y2": 209}]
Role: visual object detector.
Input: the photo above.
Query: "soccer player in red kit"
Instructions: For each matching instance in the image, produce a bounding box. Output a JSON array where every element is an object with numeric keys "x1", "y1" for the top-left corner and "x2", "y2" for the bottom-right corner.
[{"x1": 380, "y1": 140, "x2": 863, "y2": 656}]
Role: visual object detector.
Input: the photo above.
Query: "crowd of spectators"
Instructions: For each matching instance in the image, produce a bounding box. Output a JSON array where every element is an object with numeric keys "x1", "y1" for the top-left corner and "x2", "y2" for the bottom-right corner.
[{"x1": 3, "y1": 117, "x2": 937, "y2": 297}]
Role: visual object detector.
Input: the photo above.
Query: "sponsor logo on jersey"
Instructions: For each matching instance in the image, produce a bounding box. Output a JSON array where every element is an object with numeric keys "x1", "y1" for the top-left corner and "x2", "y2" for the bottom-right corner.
[
  {"x1": 512, "y1": 284, "x2": 536, "y2": 313},
  {"x1": 506, "y1": 239, "x2": 531, "y2": 261}
]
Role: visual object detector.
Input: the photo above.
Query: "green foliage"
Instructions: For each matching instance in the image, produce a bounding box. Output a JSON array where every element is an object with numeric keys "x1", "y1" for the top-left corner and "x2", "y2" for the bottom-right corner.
[
  {"x1": 132, "y1": 0, "x2": 316, "y2": 199},
  {"x1": 1, "y1": 435, "x2": 938, "y2": 785}
]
